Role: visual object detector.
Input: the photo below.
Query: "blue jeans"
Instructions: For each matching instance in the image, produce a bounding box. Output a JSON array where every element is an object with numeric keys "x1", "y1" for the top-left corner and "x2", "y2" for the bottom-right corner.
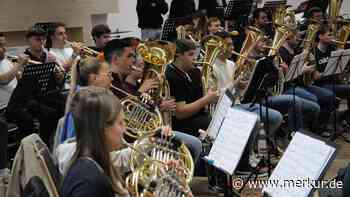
[
  {"x1": 141, "y1": 28, "x2": 162, "y2": 40},
  {"x1": 174, "y1": 131, "x2": 202, "y2": 163},
  {"x1": 303, "y1": 85, "x2": 335, "y2": 125},
  {"x1": 284, "y1": 87, "x2": 321, "y2": 130},
  {"x1": 266, "y1": 95, "x2": 320, "y2": 132},
  {"x1": 323, "y1": 84, "x2": 350, "y2": 107}
]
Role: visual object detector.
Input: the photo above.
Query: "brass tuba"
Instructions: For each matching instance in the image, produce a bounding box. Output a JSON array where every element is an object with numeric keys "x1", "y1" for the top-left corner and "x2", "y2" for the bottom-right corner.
[
  {"x1": 328, "y1": 0, "x2": 343, "y2": 37},
  {"x1": 137, "y1": 41, "x2": 176, "y2": 126},
  {"x1": 268, "y1": 7, "x2": 297, "y2": 95},
  {"x1": 335, "y1": 21, "x2": 350, "y2": 49},
  {"x1": 200, "y1": 35, "x2": 225, "y2": 115},
  {"x1": 301, "y1": 23, "x2": 320, "y2": 86},
  {"x1": 232, "y1": 26, "x2": 265, "y2": 99}
]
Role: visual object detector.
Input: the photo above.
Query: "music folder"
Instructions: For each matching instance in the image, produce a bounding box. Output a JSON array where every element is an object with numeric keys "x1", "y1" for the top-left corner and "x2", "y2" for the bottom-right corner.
[
  {"x1": 205, "y1": 107, "x2": 258, "y2": 175},
  {"x1": 262, "y1": 131, "x2": 337, "y2": 197},
  {"x1": 322, "y1": 49, "x2": 350, "y2": 78}
]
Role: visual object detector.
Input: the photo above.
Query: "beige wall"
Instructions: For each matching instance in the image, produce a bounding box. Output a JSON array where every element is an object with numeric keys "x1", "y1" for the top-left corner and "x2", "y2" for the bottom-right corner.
[{"x1": 0, "y1": 0, "x2": 119, "y2": 46}]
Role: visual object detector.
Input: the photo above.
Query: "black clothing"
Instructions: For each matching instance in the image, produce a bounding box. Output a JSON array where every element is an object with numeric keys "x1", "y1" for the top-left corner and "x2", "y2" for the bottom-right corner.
[
  {"x1": 24, "y1": 48, "x2": 47, "y2": 63},
  {"x1": 0, "y1": 119, "x2": 7, "y2": 169},
  {"x1": 313, "y1": 45, "x2": 337, "y2": 85},
  {"x1": 279, "y1": 46, "x2": 304, "y2": 87},
  {"x1": 165, "y1": 64, "x2": 211, "y2": 136},
  {"x1": 169, "y1": 0, "x2": 196, "y2": 19},
  {"x1": 198, "y1": 0, "x2": 226, "y2": 18},
  {"x1": 61, "y1": 158, "x2": 115, "y2": 197},
  {"x1": 137, "y1": 0, "x2": 168, "y2": 29},
  {"x1": 88, "y1": 46, "x2": 103, "y2": 53},
  {"x1": 111, "y1": 72, "x2": 141, "y2": 99}
]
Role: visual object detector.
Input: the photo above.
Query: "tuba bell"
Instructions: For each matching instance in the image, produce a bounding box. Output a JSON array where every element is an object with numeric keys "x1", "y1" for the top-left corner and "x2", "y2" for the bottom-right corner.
[
  {"x1": 268, "y1": 7, "x2": 297, "y2": 95},
  {"x1": 232, "y1": 26, "x2": 265, "y2": 100},
  {"x1": 137, "y1": 40, "x2": 176, "y2": 126},
  {"x1": 301, "y1": 23, "x2": 320, "y2": 86},
  {"x1": 200, "y1": 35, "x2": 225, "y2": 115}
]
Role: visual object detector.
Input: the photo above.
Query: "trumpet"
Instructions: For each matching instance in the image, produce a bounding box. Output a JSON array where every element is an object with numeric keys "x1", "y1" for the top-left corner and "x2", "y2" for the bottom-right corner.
[
  {"x1": 65, "y1": 40, "x2": 100, "y2": 57},
  {"x1": 7, "y1": 55, "x2": 42, "y2": 65}
]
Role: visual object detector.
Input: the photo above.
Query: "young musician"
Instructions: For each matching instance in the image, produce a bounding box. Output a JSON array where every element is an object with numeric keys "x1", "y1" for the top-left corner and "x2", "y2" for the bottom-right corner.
[
  {"x1": 207, "y1": 17, "x2": 222, "y2": 35},
  {"x1": 61, "y1": 87, "x2": 129, "y2": 197},
  {"x1": 250, "y1": 38, "x2": 320, "y2": 133},
  {"x1": 280, "y1": 28, "x2": 336, "y2": 135},
  {"x1": 47, "y1": 22, "x2": 82, "y2": 71},
  {"x1": 103, "y1": 38, "x2": 202, "y2": 162},
  {"x1": 313, "y1": 27, "x2": 350, "y2": 118},
  {"x1": 90, "y1": 24, "x2": 112, "y2": 52},
  {"x1": 213, "y1": 31, "x2": 283, "y2": 135},
  {"x1": 1, "y1": 33, "x2": 59, "y2": 146}
]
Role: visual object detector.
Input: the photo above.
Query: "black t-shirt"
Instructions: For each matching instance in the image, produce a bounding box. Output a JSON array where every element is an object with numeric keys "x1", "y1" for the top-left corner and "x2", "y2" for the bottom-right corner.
[
  {"x1": 61, "y1": 158, "x2": 115, "y2": 197},
  {"x1": 165, "y1": 64, "x2": 203, "y2": 107},
  {"x1": 314, "y1": 45, "x2": 336, "y2": 85},
  {"x1": 279, "y1": 46, "x2": 304, "y2": 87},
  {"x1": 165, "y1": 64, "x2": 210, "y2": 136},
  {"x1": 24, "y1": 48, "x2": 47, "y2": 63}
]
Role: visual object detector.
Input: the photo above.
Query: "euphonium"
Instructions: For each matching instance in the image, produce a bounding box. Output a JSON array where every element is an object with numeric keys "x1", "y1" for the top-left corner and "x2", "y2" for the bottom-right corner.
[
  {"x1": 232, "y1": 26, "x2": 265, "y2": 98},
  {"x1": 268, "y1": 7, "x2": 297, "y2": 95},
  {"x1": 200, "y1": 35, "x2": 224, "y2": 115},
  {"x1": 301, "y1": 23, "x2": 320, "y2": 86},
  {"x1": 335, "y1": 21, "x2": 350, "y2": 49},
  {"x1": 137, "y1": 40, "x2": 176, "y2": 126},
  {"x1": 329, "y1": 0, "x2": 343, "y2": 37}
]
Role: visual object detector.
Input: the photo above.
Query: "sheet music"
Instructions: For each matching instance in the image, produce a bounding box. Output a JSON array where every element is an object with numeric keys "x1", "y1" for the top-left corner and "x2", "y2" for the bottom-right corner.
[
  {"x1": 322, "y1": 50, "x2": 345, "y2": 77},
  {"x1": 207, "y1": 108, "x2": 258, "y2": 174},
  {"x1": 285, "y1": 53, "x2": 304, "y2": 82},
  {"x1": 263, "y1": 132, "x2": 336, "y2": 197},
  {"x1": 208, "y1": 93, "x2": 233, "y2": 139}
]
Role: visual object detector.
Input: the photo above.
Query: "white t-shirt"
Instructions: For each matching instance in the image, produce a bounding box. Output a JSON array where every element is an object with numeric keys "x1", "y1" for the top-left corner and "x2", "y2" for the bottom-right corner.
[
  {"x1": 213, "y1": 58, "x2": 235, "y2": 90},
  {"x1": 49, "y1": 47, "x2": 73, "y2": 67},
  {"x1": 0, "y1": 59, "x2": 18, "y2": 110}
]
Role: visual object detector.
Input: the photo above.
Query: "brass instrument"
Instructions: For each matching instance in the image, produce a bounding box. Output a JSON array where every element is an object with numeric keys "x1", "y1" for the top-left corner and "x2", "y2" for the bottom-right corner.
[
  {"x1": 328, "y1": 0, "x2": 343, "y2": 37},
  {"x1": 7, "y1": 55, "x2": 42, "y2": 65},
  {"x1": 301, "y1": 23, "x2": 320, "y2": 86},
  {"x1": 121, "y1": 128, "x2": 194, "y2": 196},
  {"x1": 335, "y1": 22, "x2": 350, "y2": 49},
  {"x1": 268, "y1": 7, "x2": 297, "y2": 95},
  {"x1": 200, "y1": 35, "x2": 224, "y2": 115},
  {"x1": 65, "y1": 40, "x2": 100, "y2": 57},
  {"x1": 137, "y1": 40, "x2": 176, "y2": 126},
  {"x1": 232, "y1": 26, "x2": 265, "y2": 99},
  {"x1": 110, "y1": 84, "x2": 163, "y2": 138}
]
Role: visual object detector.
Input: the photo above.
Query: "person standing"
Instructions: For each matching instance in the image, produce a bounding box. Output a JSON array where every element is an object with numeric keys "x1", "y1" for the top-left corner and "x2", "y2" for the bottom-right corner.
[{"x1": 136, "y1": 0, "x2": 168, "y2": 40}]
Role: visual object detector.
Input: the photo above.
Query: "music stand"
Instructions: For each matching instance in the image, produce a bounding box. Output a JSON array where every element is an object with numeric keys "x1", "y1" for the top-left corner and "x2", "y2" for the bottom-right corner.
[
  {"x1": 322, "y1": 49, "x2": 350, "y2": 143},
  {"x1": 22, "y1": 63, "x2": 57, "y2": 97},
  {"x1": 160, "y1": 17, "x2": 185, "y2": 41},
  {"x1": 224, "y1": 0, "x2": 253, "y2": 31}
]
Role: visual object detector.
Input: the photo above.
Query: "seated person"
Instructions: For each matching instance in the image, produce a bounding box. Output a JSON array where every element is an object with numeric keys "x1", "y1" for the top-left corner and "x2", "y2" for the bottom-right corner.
[
  {"x1": 60, "y1": 87, "x2": 129, "y2": 197},
  {"x1": 165, "y1": 39, "x2": 219, "y2": 137},
  {"x1": 103, "y1": 38, "x2": 202, "y2": 162}
]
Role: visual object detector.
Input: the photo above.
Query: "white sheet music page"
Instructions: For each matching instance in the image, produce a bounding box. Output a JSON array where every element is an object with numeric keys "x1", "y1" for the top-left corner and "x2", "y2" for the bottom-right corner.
[
  {"x1": 286, "y1": 53, "x2": 303, "y2": 81},
  {"x1": 322, "y1": 50, "x2": 345, "y2": 77},
  {"x1": 341, "y1": 49, "x2": 350, "y2": 71},
  {"x1": 207, "y1": 108, "x2": 257, "y2": 174},
  {"x1": 208, "y1": 93, "x2": 233, "y2": 139},
  {"x1": 263, "y1": 132, "x2": 336, "y2": 197}
]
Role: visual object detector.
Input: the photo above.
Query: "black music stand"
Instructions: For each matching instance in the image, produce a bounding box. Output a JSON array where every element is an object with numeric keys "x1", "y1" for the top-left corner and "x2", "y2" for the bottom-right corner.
[
  {"x1": 21, "y1": 63, "x2": 57, "y2": 97},
  {"x1": 285, "y1": 53, "x2": 307, "y2": 133},
  {"x1": 322, "y1": 49, "x2": 350, "y2": 143},
  {"x1": 224, "y1": 0, "x2": 253, "y2": 31},
  {"x1": 160, "y1": 17, "x2": 185, "y2": 41}
]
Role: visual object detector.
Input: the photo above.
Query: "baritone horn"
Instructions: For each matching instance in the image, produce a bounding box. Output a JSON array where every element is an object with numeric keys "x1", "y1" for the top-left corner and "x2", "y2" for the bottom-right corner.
[{"x1": 137, "y1": 40, "x2": 176, "y2": 126}]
